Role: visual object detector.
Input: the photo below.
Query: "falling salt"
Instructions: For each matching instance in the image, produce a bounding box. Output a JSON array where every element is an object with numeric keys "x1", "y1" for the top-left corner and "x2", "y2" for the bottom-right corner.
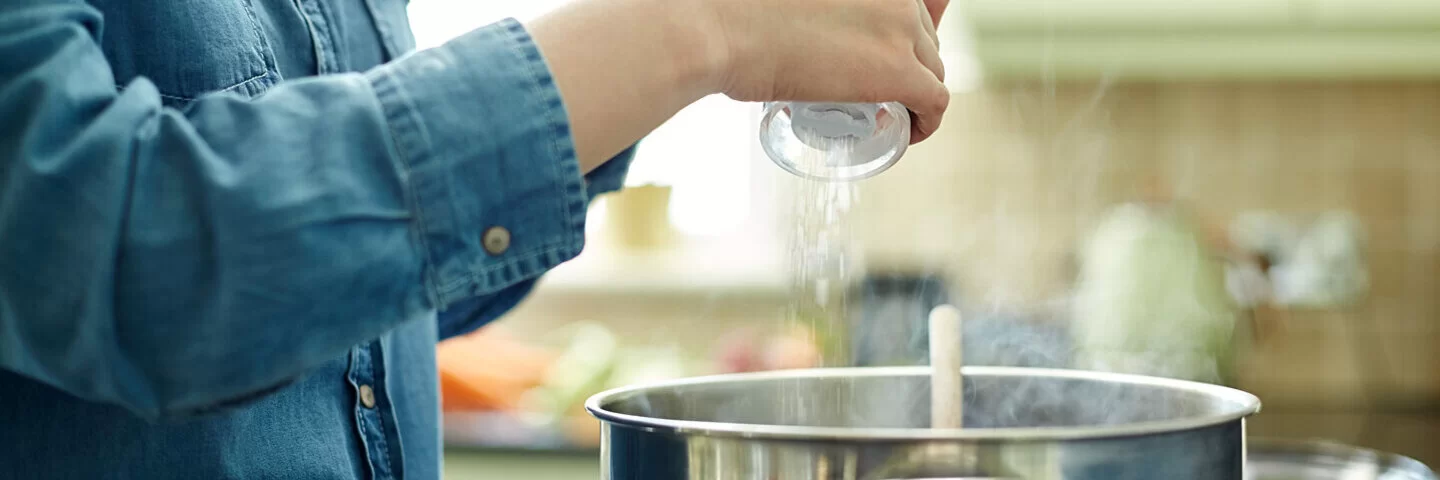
[{"x1": 786, "y1": 141, "x2": 862, "y2": 366}]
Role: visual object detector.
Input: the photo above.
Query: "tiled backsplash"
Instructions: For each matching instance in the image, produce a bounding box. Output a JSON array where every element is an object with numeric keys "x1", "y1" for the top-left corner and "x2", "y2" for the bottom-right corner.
[{"x1": 853, "y1": 81, "x2": 1440, "y2": 410}]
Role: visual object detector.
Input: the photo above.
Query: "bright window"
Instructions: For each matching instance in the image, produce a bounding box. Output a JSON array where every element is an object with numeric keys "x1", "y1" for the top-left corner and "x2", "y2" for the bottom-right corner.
[{"x1": 406, "y1": 0, "x2": 766, "y2": 239}]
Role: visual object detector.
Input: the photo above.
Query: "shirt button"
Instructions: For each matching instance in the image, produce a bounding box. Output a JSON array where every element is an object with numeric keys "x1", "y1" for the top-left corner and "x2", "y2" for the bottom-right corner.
[
  {"x1": 358, "y1": 384, "x2": 377, "y2": 409},
  {"x1": 482, "y1": 226, "x2": 511, "y2": 255}
]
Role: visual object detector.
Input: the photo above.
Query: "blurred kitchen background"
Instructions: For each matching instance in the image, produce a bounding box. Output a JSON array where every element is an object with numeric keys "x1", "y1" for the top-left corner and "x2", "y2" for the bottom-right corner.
[{"x1": 408, "y1": 1, "x2": 1440, "y2": 478}]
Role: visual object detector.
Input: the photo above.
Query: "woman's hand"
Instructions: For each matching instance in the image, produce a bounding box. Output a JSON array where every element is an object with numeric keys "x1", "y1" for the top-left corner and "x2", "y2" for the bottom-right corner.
[
  {"x1": 704, "y1": 0, "x2": 951, "y2": 142},
  {"x1": 529, "y1": 0, "x2": 951, "y2": 172}
]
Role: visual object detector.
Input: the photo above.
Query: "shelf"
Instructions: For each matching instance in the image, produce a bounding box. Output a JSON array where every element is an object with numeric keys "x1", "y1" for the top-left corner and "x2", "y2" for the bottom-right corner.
[
  {"x1": 975, "y1": 33, "x2": 1440, "y2": 81},
  {"x1": 536, "y1": 242, "x2": 790, "y2": 300},
  {"x1": 442, "y1": 411, "x2": 599, "y2": 452},
  {"x1": 964, "y1": 0, "x2": 1296, "y2": 34}
]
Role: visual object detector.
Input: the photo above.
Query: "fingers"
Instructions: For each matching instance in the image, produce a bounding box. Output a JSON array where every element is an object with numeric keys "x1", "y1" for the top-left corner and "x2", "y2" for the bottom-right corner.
[
  {"x1": 899, "y1": 62, "x2": 949, "y2": 144},
  {"x1": 914, "y1": 30, "x2": 945, "y2": 83},
  {"x1": 909, "y1": 0, "x2": 948, "y2": 143},
  {"x1": 924, "y1": 0, "x2": 950, "y2": 27},
  {"x1": 909, "y1": 94, "x2": 948, "y2": 144},
  {"x1": 915, "y1": 0, "x2": 939, "y2": 48}
]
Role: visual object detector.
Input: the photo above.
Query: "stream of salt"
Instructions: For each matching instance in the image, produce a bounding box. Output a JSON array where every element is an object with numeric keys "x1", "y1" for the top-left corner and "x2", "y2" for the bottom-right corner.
[{"x1": 786, "y1": 145, "x2": 862, "y2": 368}]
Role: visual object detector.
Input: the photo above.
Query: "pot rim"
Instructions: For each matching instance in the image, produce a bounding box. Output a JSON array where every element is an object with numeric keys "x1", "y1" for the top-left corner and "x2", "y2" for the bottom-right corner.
[{"x1": 585, "y1": 366, "x2": 1262, "y2": 441}]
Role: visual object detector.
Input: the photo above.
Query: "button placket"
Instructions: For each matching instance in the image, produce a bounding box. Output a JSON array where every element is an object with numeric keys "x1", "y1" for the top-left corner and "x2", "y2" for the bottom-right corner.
[
  {"x1": 349, "y1": 343, "x2": 397, "y2": 479},
  {"x1": 294, "y1": 0, "x2": 342, "y2": 73}
]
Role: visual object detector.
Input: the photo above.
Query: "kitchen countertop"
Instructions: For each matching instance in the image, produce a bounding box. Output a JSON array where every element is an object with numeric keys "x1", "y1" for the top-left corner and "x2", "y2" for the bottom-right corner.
[{"x1": 443, "y1": 448, "x2": 598, "y2": 480}]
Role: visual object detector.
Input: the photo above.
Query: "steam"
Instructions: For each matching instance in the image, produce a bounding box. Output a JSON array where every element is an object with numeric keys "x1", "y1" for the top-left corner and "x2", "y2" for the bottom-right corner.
[{"x1": 748, "y1": 82, "x2": 1241, "y2": 438}]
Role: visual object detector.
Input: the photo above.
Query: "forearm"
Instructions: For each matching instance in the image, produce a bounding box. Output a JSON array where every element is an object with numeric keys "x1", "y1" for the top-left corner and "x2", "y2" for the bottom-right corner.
[{"x1": 526, "y1": 0, "x2": 724, "y2": 172}]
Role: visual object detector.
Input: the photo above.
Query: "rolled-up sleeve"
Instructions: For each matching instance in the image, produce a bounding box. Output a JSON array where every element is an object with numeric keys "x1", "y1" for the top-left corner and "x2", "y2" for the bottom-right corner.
[
  {"x1": 368, "y1": 19, "x2": 632, "y2": 313},
  {"x1": 0, "y1": 0, "x2": 628, "y2": 420}
]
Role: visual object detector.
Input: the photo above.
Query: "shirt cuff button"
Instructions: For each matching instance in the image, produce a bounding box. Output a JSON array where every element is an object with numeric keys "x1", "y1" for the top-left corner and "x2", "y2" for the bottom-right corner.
[{"x1": 482, "y1": 226, "x2": 511, "y2": 255}]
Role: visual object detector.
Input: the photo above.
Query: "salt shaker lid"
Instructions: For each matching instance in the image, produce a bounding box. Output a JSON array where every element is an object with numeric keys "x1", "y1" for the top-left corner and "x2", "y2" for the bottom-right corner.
[{"x1": 760, "y1": 102, "x2": 910, "y2": 181}]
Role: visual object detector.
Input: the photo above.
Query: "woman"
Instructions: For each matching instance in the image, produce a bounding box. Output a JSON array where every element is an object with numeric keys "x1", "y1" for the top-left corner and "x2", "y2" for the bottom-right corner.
[{"x1": 0, "y1": 0, "x2": 949, "y2": 477}]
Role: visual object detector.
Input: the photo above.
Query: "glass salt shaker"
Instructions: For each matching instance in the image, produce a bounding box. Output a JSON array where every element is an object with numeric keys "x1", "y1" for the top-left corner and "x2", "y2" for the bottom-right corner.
[{"x1": 759, "y1": 102, "x2": 910, "y2": 181}]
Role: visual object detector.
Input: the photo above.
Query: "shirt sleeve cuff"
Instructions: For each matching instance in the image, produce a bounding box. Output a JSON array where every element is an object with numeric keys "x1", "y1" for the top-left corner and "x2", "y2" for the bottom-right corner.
[{"x1": 365, "y1": 18, "x2": 630, "y2": 309}]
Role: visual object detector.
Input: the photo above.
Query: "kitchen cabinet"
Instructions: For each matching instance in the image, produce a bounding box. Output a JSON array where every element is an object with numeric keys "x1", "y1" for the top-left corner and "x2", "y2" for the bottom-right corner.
[{"x1": 948, "y1": 0, "x2": 1440, "y2": 80}]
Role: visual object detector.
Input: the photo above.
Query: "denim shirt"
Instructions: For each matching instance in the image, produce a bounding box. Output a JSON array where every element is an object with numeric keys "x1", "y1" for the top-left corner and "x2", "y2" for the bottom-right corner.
[{"x1": 0, "y1": 0, "x2": 633, "y2": 478}]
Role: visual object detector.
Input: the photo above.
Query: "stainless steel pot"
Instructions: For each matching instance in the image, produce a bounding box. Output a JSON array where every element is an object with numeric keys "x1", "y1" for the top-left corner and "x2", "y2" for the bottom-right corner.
[
  {"x1": 1248, "y1": 438, "x2": 1437, "y2": 480},
  {"x1": 586, "y1": 366, "x2": 1261, "y2": 480}
]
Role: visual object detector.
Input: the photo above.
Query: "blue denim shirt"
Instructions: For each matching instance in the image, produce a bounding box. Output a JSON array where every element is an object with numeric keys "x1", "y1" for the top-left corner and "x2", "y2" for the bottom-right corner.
[{"x1": 0, "y1": 0, "x2": 633, "y2": 478}]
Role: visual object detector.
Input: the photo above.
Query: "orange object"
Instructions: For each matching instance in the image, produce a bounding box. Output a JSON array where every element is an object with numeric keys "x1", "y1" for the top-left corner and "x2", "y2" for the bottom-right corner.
[{"x1": 436, "y1": 328, "x2": 558, "y2": 412}]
